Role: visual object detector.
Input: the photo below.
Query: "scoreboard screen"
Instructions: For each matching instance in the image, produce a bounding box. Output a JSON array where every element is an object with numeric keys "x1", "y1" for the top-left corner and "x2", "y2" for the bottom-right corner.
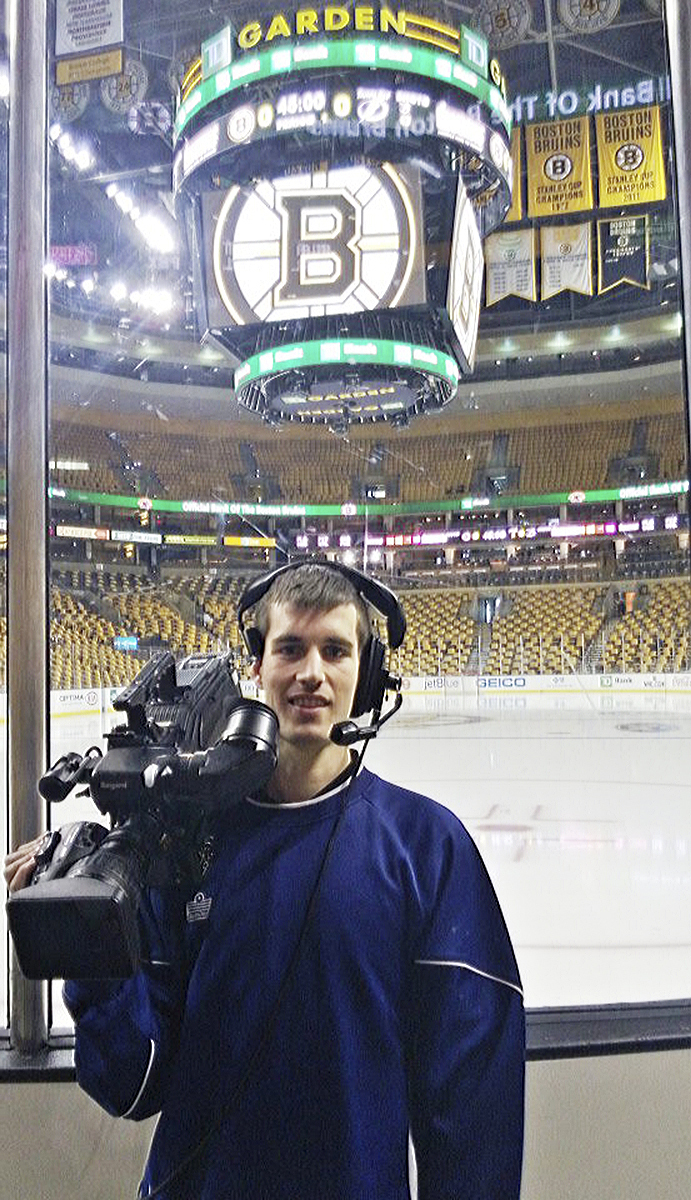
[
  {"x1": 203, "y1": 162, "x2": 425, "y2": 327},
  {"x1": 447, "y1": 175, "x2": 484, "y2": 372}
]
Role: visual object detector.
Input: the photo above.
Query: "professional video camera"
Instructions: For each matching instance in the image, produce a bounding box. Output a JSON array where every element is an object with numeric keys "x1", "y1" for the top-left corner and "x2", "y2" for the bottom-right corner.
[{"x1": 7, "y1": 651, "x2": 279, "y2": 980}]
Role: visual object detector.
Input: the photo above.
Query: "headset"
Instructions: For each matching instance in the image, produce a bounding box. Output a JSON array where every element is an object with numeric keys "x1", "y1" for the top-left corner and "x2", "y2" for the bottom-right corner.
[{"x1": 237, "y1": 561, "x2": 407, "y2": 739}]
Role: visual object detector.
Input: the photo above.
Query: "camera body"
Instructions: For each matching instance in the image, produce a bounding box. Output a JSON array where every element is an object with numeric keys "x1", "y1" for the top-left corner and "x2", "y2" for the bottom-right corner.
[{"x1": 7, "y1": 651, "x2": 279, "y2": 979}]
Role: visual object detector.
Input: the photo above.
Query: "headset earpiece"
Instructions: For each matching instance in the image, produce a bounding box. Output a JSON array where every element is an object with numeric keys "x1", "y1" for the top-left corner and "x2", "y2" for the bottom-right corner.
[
  {"x1": 243, "y1": 626, "x2": 265, "y2": 662},
  {"x1": 351, "y1": 635, "x2": 386, "y2": 718}
]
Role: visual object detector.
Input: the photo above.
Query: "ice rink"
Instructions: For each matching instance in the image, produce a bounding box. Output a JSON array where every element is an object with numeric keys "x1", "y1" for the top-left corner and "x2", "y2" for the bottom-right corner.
[
  {"x1": 7, "y1": 685, "x2": 691, "y2": 1020},
  {"x1": 366, "y1": 689, "x2": 691, "y2": 1009}
]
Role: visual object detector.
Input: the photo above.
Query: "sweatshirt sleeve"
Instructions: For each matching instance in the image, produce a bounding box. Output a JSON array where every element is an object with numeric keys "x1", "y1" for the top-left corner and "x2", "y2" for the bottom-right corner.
[
  {"x1": 63, "y1": 886, "x2": 189, "y2": 1121},
  {"x1": 406, "y1": 815, "x2": 525, "y2": 1200}
]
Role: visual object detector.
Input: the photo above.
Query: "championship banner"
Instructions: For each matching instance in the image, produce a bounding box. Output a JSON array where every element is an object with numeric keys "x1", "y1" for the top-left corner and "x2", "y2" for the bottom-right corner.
[
  {"x1": 485, "y1": 228, "x2": 536, "y2": 305},
  {"x1": 595, "y1": 106, "x2": 666, "y2": 208},
  {"x1": 526, "y1": 116, "x2": 593, "y2": 219},
  {"x1": 540, "y1": 223, "x2": 592, "y2": 300},
  {"x1": 597, "y1": 215, "x2": 649, "y2": 293},
  {"x1": 504, "y1": 127, "x2": 523, "y2": 223}
]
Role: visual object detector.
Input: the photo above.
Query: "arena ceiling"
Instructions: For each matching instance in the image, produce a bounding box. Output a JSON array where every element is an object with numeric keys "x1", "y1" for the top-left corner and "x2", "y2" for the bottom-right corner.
[
  {"x1": 2, "y1": 0, "x2": 684, "y2": 429},
  {"x1": 44, "y1": 338, "x2": 684, "y2": 426}
]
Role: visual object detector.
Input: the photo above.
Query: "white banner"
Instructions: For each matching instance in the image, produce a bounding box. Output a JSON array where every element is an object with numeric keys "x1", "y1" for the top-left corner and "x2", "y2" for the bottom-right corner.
[
  {"x1": 485, "y1": 228, "x2": 536, "y2": 305},
  {"x1": 541, "y1": 222, "x2": 593, "y2": 300},
  {"x1": 56, "y1": 523, "x2": 108, "y2": 541},
  {"x1": 476, "y1": 673, "x2": 691, "y2": 693},
  {"x1": 111, "y1": 529, "x2": 162, "y2": 545},
  {"x1": 55, "y1": 0, "x2": 123, "y2": 57}
]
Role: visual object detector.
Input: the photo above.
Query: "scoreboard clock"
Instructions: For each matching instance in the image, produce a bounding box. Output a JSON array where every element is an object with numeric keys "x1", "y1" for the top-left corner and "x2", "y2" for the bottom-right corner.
[{"x1": 174, "y1": 4, "x2": 514, "y2": 426}]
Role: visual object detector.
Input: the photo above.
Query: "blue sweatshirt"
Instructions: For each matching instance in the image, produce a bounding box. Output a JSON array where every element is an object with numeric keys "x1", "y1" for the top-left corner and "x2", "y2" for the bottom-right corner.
[{"x1": 64, "y1": 766, "x2": 524, "y2": 1200}]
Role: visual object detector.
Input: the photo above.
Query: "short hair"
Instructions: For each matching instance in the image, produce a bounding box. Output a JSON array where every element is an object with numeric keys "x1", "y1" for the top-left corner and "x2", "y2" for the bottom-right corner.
[{"x1": 251, "y1": 564, "x2": 371, "y2": 652}]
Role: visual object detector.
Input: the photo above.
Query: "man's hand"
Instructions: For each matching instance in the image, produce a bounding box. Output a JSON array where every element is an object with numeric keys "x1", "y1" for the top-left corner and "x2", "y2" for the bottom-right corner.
[{"x1": 3, "y1": 837, "x2": 44, "y2": 893}]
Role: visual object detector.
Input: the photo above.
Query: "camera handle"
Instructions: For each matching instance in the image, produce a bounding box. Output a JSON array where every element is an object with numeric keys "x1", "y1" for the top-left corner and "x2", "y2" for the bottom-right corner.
[{"x1": 31, "y1": 822, "x2": 109, "y2": 884}]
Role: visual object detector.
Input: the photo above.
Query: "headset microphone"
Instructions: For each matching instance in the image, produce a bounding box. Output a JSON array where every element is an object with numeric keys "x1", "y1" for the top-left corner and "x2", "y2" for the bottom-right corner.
[{"x1": 331, "y1": 691, "x2": 403, "y2": 746}]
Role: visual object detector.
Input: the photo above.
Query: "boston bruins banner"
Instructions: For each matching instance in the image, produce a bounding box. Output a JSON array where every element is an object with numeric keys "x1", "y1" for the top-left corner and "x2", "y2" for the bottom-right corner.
[
  {"x1": 504, "y1": 128, "x2": 523, "y2": 223},
  {"x1": 485, "y1": 228, "x2": 536, "y2": 306},
  {"x1": 595, "y1": 106, "x2": 666, "y2": 208},
  {"x1": 540, "y1": 223, "x2": 592, "y2": 300},
  {"x1": 597, "y1": 215, "x2": 649, "y2": 293},
  {"x1": 526, "y1": 116, "x2": 593, "y2": 219}
]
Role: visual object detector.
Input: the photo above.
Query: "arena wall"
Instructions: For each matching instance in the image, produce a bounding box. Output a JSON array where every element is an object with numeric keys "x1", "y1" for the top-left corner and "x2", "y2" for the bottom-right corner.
[{"x1": 2, "y1": 1051, "x2": 691, "y2": 1199}]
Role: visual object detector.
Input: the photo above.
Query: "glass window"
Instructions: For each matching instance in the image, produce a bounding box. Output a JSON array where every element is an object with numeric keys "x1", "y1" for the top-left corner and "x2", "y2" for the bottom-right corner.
[
  {"x1": 0, "y1": 14, "x2": 7, "y2": 1029},
  {"x1": 4, "y1": 0, "x2": 688, "y2": 1031}
]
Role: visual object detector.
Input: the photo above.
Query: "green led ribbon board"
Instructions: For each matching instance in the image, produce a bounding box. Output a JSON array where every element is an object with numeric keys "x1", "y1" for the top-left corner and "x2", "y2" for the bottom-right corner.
[
  {"x1": 233, "y1": 337, "x2": 459, "y2": 422},
  {"x1": 174, "y1": 38, "x2": 511, "y2": 140}
]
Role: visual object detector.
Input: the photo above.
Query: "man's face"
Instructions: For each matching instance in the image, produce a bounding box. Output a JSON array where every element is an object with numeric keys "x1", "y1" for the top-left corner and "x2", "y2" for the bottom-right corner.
[{"x1": 255, "y1": 601, "x2": 361, "y2": 748}]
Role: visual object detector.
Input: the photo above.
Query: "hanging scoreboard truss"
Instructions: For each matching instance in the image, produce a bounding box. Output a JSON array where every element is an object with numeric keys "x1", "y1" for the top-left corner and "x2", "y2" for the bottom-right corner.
[{"x1": 173, "y1": 9, "x2": 513, "y2": 426}]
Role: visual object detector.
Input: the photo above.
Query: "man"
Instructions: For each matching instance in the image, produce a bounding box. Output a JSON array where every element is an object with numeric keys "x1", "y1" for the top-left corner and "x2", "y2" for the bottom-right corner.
[{"x1": 5, "y1": 562, "x2": 524, "y2": 1200}]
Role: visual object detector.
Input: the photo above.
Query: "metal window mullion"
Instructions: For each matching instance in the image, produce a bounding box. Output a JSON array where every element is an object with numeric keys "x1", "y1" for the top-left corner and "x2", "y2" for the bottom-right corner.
[
  {"x1": 7, "y1": 0, "x2": 49, "y2": 1053},
  {"x1": 664, "y1": 0, "x2": 691, "y2": 491}
]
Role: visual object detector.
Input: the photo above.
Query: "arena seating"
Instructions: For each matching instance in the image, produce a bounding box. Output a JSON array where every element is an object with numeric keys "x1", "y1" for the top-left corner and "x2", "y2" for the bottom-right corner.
[
  {"x1": 50, "y1": 587, "x2": 145, "y2": 689},
  {"x1": 162, "y1": 574, "x2": 248, "y2": 653},
  {"x1": 391, "y1": 588, "x2": 476, "y2": 676},
  {"x1": 48, "y1": 400, "x2": 687, "y2": 506},
  {"x1": 646, "y1": 412, "x2": 689, "y2": 481},
  {"x1": 50, "y1": 426, "x2": 138, "y2": 495},
  {"x1": 616, "y1": 539, "x2": 689, "y2": 580},
  {"x1": 0, "y1": 569, "x2": 688, "y2": 691},
  {"x1": 102, "y1": 586, "x2": 213, "y2": 657},
  {"x1": 506, "y1": 421, "x2": 632, "y2": 494},
  {"x1": 483, "y1": 586, "x2": 605, "y2": 675},
  {"x1": 602, "y1": 579, "x2": 690, "y2": 673},
  {"x1": 108, "y1": 430, "x2": 248, "y2": 501}
]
